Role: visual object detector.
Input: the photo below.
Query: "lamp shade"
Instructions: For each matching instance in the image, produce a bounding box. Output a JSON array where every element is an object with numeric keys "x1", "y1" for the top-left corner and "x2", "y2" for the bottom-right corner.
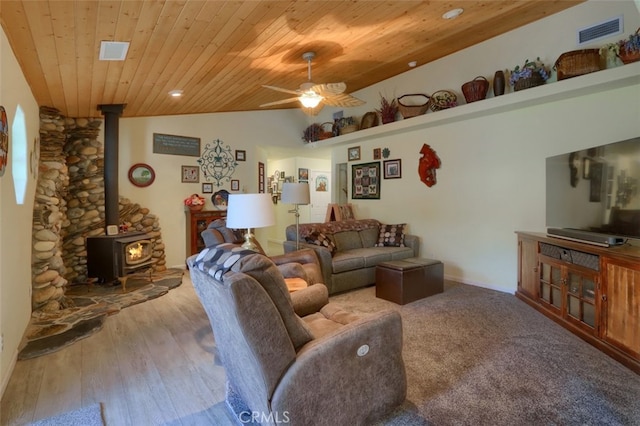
[
  {"x1": 281, "y1": 182, "x2": 310, "y2": 205},
  {"x1": 226, "y1": 193, "x2": 275, "y2": 229}
]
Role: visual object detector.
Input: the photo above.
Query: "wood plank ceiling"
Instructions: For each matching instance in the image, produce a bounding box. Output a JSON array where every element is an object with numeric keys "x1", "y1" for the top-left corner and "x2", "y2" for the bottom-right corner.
[{"x1": 0, "y1": 1, "x2": 583, "y2": 118}]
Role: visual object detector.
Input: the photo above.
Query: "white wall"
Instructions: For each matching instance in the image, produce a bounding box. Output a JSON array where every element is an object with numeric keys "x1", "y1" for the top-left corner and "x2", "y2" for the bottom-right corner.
[
  {"x1": 118, "y1": 110, "x2": 304, "y2": 266},
  {"x1": 320, "y1": 0, "x2": 640, "y2": 293},
  {"x1": 0, "y1": 28, "x2": 40, "y2": 396}
]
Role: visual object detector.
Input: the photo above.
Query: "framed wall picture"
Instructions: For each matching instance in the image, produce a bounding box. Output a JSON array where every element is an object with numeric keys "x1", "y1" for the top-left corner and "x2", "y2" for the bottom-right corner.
[
  {"x1": 258, "y1": 161, "x2": 265, "y2": 193},
  {"x1": 128, "y1": 163, "x2": 156, "y2": 187},
  {"x1": 373, "y1": 148, "x2": 381, "y2": 160},
  {"x1": 235, "y1": 150, "x2": 246, "y2": 161},
  {"x1": 202, "y1": 182, "x2": 213, "y2": 193},
  {"x1": 298, "y1": 168, "x2": 309, "y2": 182},
  {"x1": 181, "y1": 165, "x2": 199, "y2": 183},
  {"x1": 348, "y1": 146, "x2": 361, "y2": 161},
  {"x1": 383, "y1": 159, "x2": 402, "y2": 179},
  {"x1": 352, "y1": 162, "x2": 380, "y2": 199},
  {"x1": 231, "y1": 179, "x2": 240, "y2": 191}
]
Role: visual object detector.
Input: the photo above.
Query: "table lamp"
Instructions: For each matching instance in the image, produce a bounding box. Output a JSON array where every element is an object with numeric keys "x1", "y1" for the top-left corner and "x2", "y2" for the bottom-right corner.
[
  {"x1": 226, "y1": 193, "x2": 275, "y2": 251},
  {"x1": 281, "y1": 182, "x2": 310, "y2": 250}
]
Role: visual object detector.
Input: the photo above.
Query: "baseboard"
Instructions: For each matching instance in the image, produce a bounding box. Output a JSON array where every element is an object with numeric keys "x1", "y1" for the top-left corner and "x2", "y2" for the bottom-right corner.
[{"x1": 445, "y1": 274, "x2": 515, "y2": 295}]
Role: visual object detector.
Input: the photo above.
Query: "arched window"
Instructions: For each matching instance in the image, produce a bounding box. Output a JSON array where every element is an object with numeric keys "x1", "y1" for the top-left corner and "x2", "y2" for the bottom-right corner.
[{"x1": 11, "y1": 105, "x2": 28, "y2": 204}]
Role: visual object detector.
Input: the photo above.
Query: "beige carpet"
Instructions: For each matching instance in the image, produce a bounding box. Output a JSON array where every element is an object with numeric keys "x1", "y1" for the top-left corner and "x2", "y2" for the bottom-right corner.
[
  {"x1": 29, "y1": 403, "x2": 104, "y2": 426},
  {"x1": 329, "y1": 281, "x2": 640, "y2": 426}
]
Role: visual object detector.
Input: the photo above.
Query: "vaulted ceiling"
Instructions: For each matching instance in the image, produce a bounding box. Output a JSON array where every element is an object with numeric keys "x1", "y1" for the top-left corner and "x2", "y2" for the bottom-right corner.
[{"x1": 0, "y1": 1, "x2": 583, "y2": 118}]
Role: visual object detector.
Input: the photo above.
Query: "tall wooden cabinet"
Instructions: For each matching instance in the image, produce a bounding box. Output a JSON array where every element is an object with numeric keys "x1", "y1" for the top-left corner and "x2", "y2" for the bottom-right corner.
[
  {"x1": 516, "y1": 232, "x2": 640, "y2": 373},
  {"x1": 186, "y1": 209, "x2": 226, "y2": 256}
]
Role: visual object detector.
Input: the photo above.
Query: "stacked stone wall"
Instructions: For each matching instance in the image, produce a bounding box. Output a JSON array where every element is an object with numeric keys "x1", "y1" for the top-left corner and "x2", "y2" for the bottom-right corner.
[{"x1": 31, "y1": 107, "x2": 166, "y2": 313}]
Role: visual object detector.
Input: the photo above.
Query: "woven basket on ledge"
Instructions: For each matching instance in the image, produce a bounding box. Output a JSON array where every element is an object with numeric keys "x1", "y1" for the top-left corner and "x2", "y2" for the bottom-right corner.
[
  {"x1": 554, "y1": 49, "x2": 602, "y2": 81},
  {"x1": 618, "y1": 28, "x2": 640, "y2": 64},
  {"x1": 618, "y1": 48, "x2": 640, "y2": 64},
  {"x1": 514, "y1": 73, "x2": 546, "y2": 92},
  {"x1": 397, "y1": 94, "x2": 430, "y2": 118},
  {"x1": 461, "y1": 76, "x2": 489, "y2": 103}
]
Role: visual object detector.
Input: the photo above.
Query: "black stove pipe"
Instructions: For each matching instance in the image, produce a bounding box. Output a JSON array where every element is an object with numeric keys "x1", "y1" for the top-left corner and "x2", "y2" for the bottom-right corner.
[{"x1": 98, "y1": 104, "x2": 126, "y2": 232}]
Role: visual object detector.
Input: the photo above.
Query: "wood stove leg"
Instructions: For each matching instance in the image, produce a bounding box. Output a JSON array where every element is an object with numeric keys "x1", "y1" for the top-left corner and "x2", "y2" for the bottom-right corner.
[{"x1": 118, "y1": 276, "x2": 128, "y2": 293}]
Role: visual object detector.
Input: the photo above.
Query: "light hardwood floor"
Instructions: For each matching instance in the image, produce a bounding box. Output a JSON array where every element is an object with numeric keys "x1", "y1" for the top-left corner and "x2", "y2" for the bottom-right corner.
[{"x1": 1, "y1": 272, "x2": 238, "y2": 425}]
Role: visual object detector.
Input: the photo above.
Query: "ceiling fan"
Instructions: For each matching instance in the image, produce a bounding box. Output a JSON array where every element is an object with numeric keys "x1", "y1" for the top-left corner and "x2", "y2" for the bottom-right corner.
[{"x1": 260, "y1": 51, "x2": 364, "y2": 115}]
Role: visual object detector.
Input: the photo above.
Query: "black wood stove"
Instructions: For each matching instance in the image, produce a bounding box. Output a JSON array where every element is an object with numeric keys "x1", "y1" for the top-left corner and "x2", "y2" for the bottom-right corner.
[{"x1": 86, "y1": 232, "x2": 153, "y2": 283}]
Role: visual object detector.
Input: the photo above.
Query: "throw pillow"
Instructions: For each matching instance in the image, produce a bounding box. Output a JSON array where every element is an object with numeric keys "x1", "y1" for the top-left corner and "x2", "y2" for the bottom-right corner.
[
  {"x1": 305, "y1": 231, "x2": 337, "y2": 256},
  {"x1": 375, "y1": 223, "x2": 406, "y2": 247}
]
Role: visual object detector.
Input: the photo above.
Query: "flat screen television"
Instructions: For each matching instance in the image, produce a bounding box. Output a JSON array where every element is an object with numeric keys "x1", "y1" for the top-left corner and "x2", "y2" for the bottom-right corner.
[{"x1": 546, "y1": 136, "x2": 640, "y2": 246}]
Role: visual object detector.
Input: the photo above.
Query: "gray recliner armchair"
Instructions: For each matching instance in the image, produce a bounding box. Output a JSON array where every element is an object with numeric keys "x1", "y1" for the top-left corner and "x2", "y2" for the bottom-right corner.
[{"x1": 187, "y1": 244, "x2": 406, "y2": 426}]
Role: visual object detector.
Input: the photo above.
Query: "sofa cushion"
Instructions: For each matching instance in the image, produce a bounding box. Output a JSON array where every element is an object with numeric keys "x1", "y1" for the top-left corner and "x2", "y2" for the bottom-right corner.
[
  {"x1": 333, "y1": 230, "x2": 363, "y2": 251},
  {"x1": 360, "y1": 227, "x2": 380, "y2": 248},
  {"x1": 305, "y1": 231, "x2": 337, "y2": 256},
  {"x1": 331, "y1": 251, "x2": 366, "y2": 274},
  {"x1": 375, "y1": 223, "x2": 406, "y2": 247}
]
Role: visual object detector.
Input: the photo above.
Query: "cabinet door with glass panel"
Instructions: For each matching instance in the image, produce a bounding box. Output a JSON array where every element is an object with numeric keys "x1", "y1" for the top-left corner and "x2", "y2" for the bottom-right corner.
[
  {"x1": 538, "y1": 257, "x2": 564, "y2": 316},
  {"x1": 538, "y1": 255, "x2": 599, "y2": 334},
  {"x1": 564, "y1": 267, "x2": 599, "y2": 334}
]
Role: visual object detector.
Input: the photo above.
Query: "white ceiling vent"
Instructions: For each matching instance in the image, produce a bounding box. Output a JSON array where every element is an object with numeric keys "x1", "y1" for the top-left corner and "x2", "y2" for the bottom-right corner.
[
  {"x1": 577, "y1": 16, "x2": 623, "y2": 46},
  {"x1": 99, "y1": 41, "x2": 130, "y2": 61}
]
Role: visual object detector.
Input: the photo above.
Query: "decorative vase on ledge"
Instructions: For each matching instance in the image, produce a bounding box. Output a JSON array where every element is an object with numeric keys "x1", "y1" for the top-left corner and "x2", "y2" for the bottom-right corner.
[{"x1": 493, "y1": 70, "x2": 505, "y2": 96}]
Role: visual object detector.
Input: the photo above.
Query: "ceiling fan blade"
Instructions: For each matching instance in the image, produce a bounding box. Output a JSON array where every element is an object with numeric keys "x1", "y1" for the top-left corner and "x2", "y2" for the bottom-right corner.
[
  {"x1": 312, "y1": 82, "x2": 346, "y2": 96},
  {"x1": 262, "y1": 85, "x2": 301, "y2": 96},
  {"x1": 322, "y1": 92, "x2": 365, "y2": 107},
  {"x1": 260, "y1": 97, "x2": 300, "y2": 107}
]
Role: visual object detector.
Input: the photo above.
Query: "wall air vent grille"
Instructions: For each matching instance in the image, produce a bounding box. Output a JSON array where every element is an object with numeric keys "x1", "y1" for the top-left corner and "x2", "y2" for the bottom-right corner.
[
  {"x1": 99, "y1": 41, "x2": 130, "y2": 61},
  {"x1": 577, "y1": 16, "x2": 623, "y2": 45}
]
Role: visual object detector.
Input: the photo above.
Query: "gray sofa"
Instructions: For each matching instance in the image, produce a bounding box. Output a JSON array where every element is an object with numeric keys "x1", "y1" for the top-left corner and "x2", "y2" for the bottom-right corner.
[{"x1": 284, "y1": 219, "x2": 419, "y2": 294}]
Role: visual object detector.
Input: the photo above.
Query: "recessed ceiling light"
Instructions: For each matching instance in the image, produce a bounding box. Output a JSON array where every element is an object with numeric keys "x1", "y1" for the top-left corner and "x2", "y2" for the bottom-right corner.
[
  {"x1": 408, "y1": 61, "x2": 417, "y2": 68},
  {"x1": 442, "y1": 8, "x2": 464, "y2": 20},
  {"x1": 168, "y1": 90, "x2": 183, "y2": 97}
]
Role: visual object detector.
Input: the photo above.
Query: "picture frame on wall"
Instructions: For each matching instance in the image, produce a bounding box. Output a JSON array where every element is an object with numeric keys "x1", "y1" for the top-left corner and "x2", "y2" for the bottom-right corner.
[
  {"x1": 128, "y1": 163, "x2": 156, "y2": 187},
  {"x1": 373, "y1": 148, "x2": 381, "y2": 160},
  {"x1": 235, "y1": 150, "x2": 246, "y2": 161},
  {"x1": 348, "y1": 146, "x2": 361, "y2": 161},
  {"x1": 383, "y1": 159, "x2": 402, "y2": 179},
  {"x1": 202, "y1": 182, "x2": 213, "y2": 193},
  {"x1": 181, "y1": 165, "x2": 199, "y2": 183},
  {"x1": 298, "y1": 168, "x2": 309, "y2": 182},
  {"x1": 231, "y1": 179, "x2": 240, "y2": 191},
  {"x1": 258, "y1": 162, "x2": 265, "y2": 193},
  {"x1": 351, "y1": 162, "x2": 380, "y2": 199}
]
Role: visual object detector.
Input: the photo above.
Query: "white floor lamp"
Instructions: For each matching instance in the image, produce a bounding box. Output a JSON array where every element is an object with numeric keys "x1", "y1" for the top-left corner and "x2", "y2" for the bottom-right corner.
[
  {"x1": 226, "y1": 193, "x2": 275, "y2": 252},
  {"x1": 281, "y1": 182, "x2": 311, "y2": 250}
]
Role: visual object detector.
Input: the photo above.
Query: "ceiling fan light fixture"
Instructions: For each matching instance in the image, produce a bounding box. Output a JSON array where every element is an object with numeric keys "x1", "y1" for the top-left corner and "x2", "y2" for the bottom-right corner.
[
  {"x1": 299, "y1": 92, "x2": 322, "y2": 108},
  {"x1": 442, "y1": 8, "x2": 464, "y2": 20}
]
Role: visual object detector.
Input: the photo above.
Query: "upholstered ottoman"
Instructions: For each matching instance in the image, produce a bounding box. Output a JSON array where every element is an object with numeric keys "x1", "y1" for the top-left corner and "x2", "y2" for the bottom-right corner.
[{"x1": 375, "y1": 258, "x2": 443, "y2": 305}]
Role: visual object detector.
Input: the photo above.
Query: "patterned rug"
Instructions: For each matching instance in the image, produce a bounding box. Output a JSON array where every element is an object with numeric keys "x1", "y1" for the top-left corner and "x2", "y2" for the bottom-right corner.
[{"x1": 19, "y1": 268, "x2": 184, "y2": 360}]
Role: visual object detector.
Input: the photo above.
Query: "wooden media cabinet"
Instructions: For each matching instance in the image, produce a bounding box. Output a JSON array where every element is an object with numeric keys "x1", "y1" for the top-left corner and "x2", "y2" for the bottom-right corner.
[{"x1": 516, "y1": 231, "x2": 640, "y2": 374}]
